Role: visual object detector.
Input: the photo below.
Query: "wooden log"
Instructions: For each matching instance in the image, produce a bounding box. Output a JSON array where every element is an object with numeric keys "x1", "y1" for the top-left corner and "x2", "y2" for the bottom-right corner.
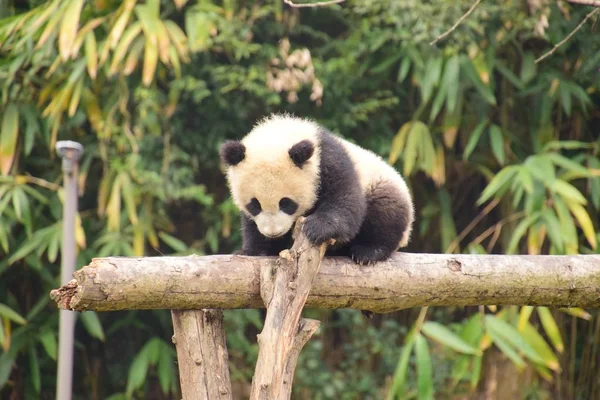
[
  {"x1": 171, "y1": 309, "x2": 232, "y2": 400},
  {"x1": 50, "y1": 253, "x2": 600, "y2": 313},
  {"x1": 249, "y1": 218, "x2": 329, "y2": 399}
]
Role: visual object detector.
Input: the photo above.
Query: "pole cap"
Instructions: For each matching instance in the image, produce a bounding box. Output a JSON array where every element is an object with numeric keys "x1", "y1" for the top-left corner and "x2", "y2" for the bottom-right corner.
[{"x1": 56, "y1": 140, "x2": 84, "y2": 160}]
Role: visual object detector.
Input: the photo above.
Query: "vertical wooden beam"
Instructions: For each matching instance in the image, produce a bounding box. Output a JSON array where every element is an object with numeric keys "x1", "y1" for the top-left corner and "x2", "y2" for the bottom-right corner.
[
  {"x1": 171, "y1": 309, "x2": 233, "y2": 400},
  {"x1": 250, "y1": 218, "x2": 330, "y2": 399}
]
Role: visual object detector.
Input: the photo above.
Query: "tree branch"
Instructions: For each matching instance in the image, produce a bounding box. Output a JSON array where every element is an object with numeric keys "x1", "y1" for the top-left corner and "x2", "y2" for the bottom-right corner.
[
  {"x1": 50, "y1": 253, "x2": 600, "y2": 313},
  {"x1": 250, "y1": 217, "x2": 330, "y2": 399},
  {"x1": 171, "y1": 309, "x2": 232, "y2": 400},
  {"x1": 283, "y1": 0, "x2": 344, "y2": 8},
  {"x1": 430, "y1": 0, "x2": 483, "y2": 46},
  {"x1": 567, "y1": 0, "x2": 600, "y2": 6},
  {"x1": 535, "y1": 7, "x2": 600, "y2": 63}
]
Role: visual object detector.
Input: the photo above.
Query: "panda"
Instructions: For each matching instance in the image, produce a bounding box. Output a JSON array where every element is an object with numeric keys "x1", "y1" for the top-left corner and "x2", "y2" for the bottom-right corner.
[{"x1": 219, "y1": 113, "x2": 414, "y2": 265}]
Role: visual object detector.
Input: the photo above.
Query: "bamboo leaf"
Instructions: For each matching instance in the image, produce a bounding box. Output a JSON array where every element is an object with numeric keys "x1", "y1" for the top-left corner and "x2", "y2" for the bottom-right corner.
[
  {"x1": 126, "y1": 345, "x2": 150, "y2": 397},
  {"x1": 58, "y1": 0, "x2": 83, "y2": 61},
  {"x1": 525, "y1": 155, "x2": 556, "y2": 184},
  {"x1": 558, "y1": 307, "x2": 591, "y2": 320},
  {"x1": 108, "y1": 0, "x2": 136, "y2": 49},
  {"x1": 107, "y1": 175, "x2": 122, "y2": 232},
  {"x1": 420, "y1": 56, "x2": 443, "y2": 103},
  {"x1": 477, "y1": 165, "x2": 518, "y2": 205},
  {"x1": 470, "y1": 355, "x2": 482, "y2": 389},
  {"x1": 507, "y1": 213, "x2": 539, "y2": 254},
  {"x1": 537, "y1": 307, "x2": 564, "y2": 353},
  {"x1": 70, "y1": 17, "x2": 104, "y2": 59},
  {"x1": 461, "y1": 55, "x2": 496, "y2": 105},
  {"x1": 487, "y1": 328, "x2": 525, "y2": 369},
  {"x1": 142, "y1": 36, "x2": 158, "y2": 86},
  {"x1": 156, "y1": 21, "x2": 172, "y2": 65},
  {"x1": 163, "y1": 20, "x2": 189, "y2": 61},
  {"x1": 485, "y1": 315, "x2": 545, "y2": 365},
  {"x1": 123, "y1": 37, "x2": 145, "y2": 75},
  {"x1": 120, "y1": 172, "x2": 139, "y2": 224},
  {"x1": 542, "y1": 208, "x2": 564, "y2": 252},
  {"x1": 0, "y1": 304, "x2": 26, "y2": 325},
  {"x1": 522, "y1": 322, "x2": 560, "y2": 371},
  {"x1": 0, "y1": 320, "x2": 4, "y2": 350},
  {"x1": 79, "y1": 311, "x2": 105, "y2": 342},
  {"x1": 158, "y1": 232, "x2": 187, "y2": 252},
  {"x1": 553, "y1": 196, "x2": 579, "y2": 254},
  {"x1": 415, "y1": 334, "x2": 434, "y2": 400},
  {"x1": 29, "y1": 347, "x2": 41, "y2": 394},
  {"x1": 36, "y1": 4, "x2": 65, "y2": 49},
  {"x1": 158, "y1": 346, "x2": 173, "y2": 394},
  {"x1": 108, "y1": 22, "x2": 142, "y2": 75},
  {"x1": 547, "y1": 153, "x2": 592, "y2": 177},
  {"x1": 84, "y1": 31, "x2": 98, "y2": 79},
  {"x1": 489, "y1": 125, "x2": 505, "y2": 165},
  {"x1": 388, "y1": 122, "x2": 412, "y2": 165},
  {"x1": 421, "y1": 321, "x2": 481, "y2": 355},
  {"x1": 518, "y1": 167, "x2": 534, "y2": 193},
  {"x1": 551, "y1": 179, "x2": 587, "y2": 205},
  {"x1": 444, "y1": 54, "x2": 460, "y2": 113},
  {"x1": 388, "y1": 331, "x2": 416, "y2": 399},
  {"x1": 517, "y1": 306, "x2": 534, "y2": 332},
  {"x1": 0, "y1": 103, "x2": 19, "y2": 175},
  {"x1": 39, "y1": 330, "x2": 57, "y2": 360},
  {"x1": 463, "y1": 120, "x2": 487, "y2": 160},
  {"x1": 403, "y1": 122, "x2": 420, "y2": 176},
  {"x1": 566, "y1": 201, "x2": 597, "y2": 249},
  {"x1": 68, "y1": 78, "x2": 84, "y2": 117},
  {"x1": 542, "y1": 140, "x2": 594, "y2": 152}
]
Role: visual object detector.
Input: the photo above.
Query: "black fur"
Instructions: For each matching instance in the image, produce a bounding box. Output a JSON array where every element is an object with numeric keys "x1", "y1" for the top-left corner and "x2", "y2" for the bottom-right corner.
[
  {"x1": 288, "y1": 140, "x2": 314, "y2": 168},
  {"x1": 279, "y1": 197, "x2": 298, "y2": 215},
  {"x1": 237, "y1": 129, "x2": 411, "y2": 265},
  {"x1": 347, "y1": 181, "x2": 411, "y2": 264},
  {"x1": 246, "y1": 198, "x2": 261, "y2": 216},
  {"x1": 220, "y1": 141, "x2": 246, "y2": 166},
  {"x1": 301, "y1": 130, "x2": 366, "y2": 245}
]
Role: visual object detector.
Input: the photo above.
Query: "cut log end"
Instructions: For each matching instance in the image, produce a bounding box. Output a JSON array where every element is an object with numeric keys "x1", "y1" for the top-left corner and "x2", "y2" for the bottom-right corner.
[{"x1": 49, "y1": 279, "x2": 79, "y2": 310}]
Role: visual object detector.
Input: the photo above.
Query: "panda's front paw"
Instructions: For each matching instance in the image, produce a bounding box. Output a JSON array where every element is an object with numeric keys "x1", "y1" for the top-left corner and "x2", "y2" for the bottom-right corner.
[
  {"x1": 350, "y1": 244, "x2": 392, "y2": 266},
  {"x1": 302, "y1": 215, "x2": 338, "y2": 245}
]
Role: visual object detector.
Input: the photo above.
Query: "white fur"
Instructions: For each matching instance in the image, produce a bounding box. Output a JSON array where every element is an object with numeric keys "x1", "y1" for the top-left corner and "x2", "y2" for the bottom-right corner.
[
  {"x1": 334, "y1": 137, "x2": 414, "y2": 248},
  {"x1": 226, "y1": 114, "x2": 414, "y2": 248}
]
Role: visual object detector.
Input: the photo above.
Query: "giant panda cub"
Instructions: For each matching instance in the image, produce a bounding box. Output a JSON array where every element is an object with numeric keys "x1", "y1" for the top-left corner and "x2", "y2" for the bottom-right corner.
[{"x1": 220, "y1": 114, "x2": 414, "y2": 265}]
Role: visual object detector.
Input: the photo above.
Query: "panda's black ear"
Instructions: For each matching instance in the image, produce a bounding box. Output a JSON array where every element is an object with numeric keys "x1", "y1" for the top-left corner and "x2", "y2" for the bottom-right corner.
[
  {"x1": 220, "y1": 140, "x2": 246, "y2": 166},
  {"x1": 289, "y1": 140, "x2": 314, "y2": 168}
]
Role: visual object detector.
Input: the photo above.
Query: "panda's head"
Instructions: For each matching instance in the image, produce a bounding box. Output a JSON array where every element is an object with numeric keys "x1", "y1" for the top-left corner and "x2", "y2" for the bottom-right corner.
[{"x1": 220, "y1": 115, "x2": 321, "y2": 238}]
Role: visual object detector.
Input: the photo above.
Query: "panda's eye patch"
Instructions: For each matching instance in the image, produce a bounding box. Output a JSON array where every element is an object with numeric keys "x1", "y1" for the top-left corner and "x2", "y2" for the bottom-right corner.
[
  {"x1": 246, "y1": 198, "x2": 262, "y2": 216},
  {"x1": 279, "y1": 197, "x2": 298, "y2": 215}
]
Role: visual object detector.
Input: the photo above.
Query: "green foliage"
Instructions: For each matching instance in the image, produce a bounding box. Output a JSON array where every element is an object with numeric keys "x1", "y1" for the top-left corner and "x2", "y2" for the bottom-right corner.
[{"x1": 1, "y1": 0, "x2": 600, "y2": 398}]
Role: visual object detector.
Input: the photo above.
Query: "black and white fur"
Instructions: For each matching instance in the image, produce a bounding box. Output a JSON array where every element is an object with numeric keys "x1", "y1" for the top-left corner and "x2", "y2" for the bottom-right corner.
[{"x1": 220, "y1": 114, "x2": 414, "y2": 265}]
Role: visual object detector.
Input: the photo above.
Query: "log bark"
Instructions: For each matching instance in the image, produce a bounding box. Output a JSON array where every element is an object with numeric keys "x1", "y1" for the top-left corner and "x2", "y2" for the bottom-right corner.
[
  {"x1": 171, "y1": 309, "x2": 232, "y2": 400},
  {"x1": 250, "y1": 218, "x2": 329, "y2": 399},
  {"x1": 50, "y1": 253, "x2": 600, "y2": 313}
]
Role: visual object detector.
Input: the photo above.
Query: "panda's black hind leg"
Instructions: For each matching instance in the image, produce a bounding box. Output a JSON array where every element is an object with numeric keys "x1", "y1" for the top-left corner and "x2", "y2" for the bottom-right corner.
[{"x1": 349, "y1": 181, "x2": 412, "y2": 265}]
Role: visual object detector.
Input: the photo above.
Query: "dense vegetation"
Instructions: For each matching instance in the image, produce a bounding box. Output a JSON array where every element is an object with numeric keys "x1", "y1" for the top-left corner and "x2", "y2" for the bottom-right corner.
[{"x1": 1, "y1": 0, "x2": 599, "y2": 398}]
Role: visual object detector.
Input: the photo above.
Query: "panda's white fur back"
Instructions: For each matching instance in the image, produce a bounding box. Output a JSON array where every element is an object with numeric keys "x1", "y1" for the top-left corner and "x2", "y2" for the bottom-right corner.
[
  {"x1": 228, "y1": 113, "x2": 413, "y2": 249},
  {"x1": 332, "y1": 137, "x2": 414, "y2": 248}
]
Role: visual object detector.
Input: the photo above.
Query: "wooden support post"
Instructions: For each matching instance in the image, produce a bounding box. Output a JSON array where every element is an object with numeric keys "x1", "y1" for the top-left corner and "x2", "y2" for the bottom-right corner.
[
  {"x1": 171, "y1": 309, "x2": 233, "y2": 400},
  {"x1": 249, "y1": 218, "x2": 331, "y2": 399}
]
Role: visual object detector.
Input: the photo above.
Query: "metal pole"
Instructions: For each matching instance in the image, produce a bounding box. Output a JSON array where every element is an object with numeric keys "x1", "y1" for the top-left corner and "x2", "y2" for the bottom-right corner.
[{"x1": 55, "y1": 141, "x2": 83, "y2": 400}]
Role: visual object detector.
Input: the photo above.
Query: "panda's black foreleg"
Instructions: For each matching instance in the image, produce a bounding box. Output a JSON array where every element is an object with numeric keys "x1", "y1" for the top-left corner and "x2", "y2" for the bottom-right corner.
[
  {"x1": 237, "y1": 214, "x2": 292, "y2": 256},
  {"x1": 302, "y1": 131, "x2": 367, "y2": 246},
  {"x1": 349, "y1": 181, "x2": 411, "y2": 265}
]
